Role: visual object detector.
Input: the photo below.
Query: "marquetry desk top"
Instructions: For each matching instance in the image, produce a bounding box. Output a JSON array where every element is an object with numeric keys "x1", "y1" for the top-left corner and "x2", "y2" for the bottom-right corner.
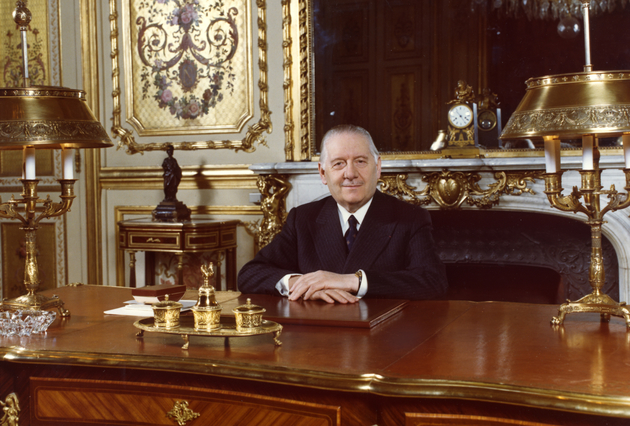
[{"x1": 3, "y1": 285, "x2": 630, "y2": 425}]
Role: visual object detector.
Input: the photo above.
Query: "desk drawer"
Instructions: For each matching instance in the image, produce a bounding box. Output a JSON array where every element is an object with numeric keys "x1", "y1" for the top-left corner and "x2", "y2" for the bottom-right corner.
[
  {"x1": 185, "y1": 231, "x2": 219, "y2": 250},
  {"x1": 31, "y1": 377, "x2": 339, "y2": 426},
  {"x1": 128, "y1": 232, "x2": 180, "y2": 250}
]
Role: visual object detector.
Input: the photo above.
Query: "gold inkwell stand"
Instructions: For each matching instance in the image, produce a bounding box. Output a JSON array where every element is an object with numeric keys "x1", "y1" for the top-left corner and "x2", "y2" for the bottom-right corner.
[{"x1": 135, "y1": 262, "x2": 283, "y2": 349}]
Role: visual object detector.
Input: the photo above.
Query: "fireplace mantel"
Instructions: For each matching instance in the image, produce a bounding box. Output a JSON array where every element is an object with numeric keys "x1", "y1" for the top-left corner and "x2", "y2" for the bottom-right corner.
[{"x1": 251, "y1": 155, "x2": 630, "y2": 302}]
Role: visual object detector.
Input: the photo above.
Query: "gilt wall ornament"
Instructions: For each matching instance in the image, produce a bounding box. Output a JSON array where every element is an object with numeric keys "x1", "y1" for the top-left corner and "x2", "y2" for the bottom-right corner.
[
  {"x1": 112, "y1": 0, "x2": 271, "y2": 153},
  {"x1": 256, "y1": 175, "x2": 291, "y2": 249},
  {"x1": 379, "y1": 171, "x2": 541, "y2": 209}
]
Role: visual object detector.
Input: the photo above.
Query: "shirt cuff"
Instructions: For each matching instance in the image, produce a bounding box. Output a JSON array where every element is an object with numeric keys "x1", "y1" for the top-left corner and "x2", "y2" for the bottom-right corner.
[
  {"x1": 356, "y1": 269, "x2": 367, "y2": 298},
  {"x1": 276, "y1": 273, "x2": 300, "y2": 296}
]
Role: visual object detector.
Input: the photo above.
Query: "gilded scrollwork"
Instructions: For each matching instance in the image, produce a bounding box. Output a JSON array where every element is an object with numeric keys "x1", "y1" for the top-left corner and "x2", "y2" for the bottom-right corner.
[
  {"x1": 256, "y1": 175, "x2": 291, "y2": 249},
  {"x1": 109, "y1": 0, "x2": 272, "y2": 155},
  {"x1": 282, "y1": 0, "x2": 295, "y2": 161},
  {"x1": 298, "y1": 0, "x2": 314, "y2": 160},
  {"x1": 379, "y1": 171, "x2": 541, "y2": 210},
  {"x1": 166, "y1": 400, "x2": 200, "y2": 426},
  {"x1": 503, "y1": 171, "x2": 540, "y2": 195},
  {"x1": 0, "y1": 393, "x2": 20, "y2": 426}
]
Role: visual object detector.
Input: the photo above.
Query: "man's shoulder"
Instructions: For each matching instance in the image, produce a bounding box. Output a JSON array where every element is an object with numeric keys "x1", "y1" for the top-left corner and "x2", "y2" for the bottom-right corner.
[
  {"x1": 375, "y1": 190, "x2": 426, "y2": 211},
  {"x1": 289, "y1": 195, "x2": 334, "y2": 218},
  {"x1": 373, "y1": 190, "x2": 431, "y2": 222}
]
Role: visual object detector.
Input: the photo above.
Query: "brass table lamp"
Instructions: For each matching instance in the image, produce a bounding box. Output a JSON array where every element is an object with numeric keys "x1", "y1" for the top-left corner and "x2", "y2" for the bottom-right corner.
[
  {"x1": 0, "y1": 1, "x2": 113, "y2": 317},
  {"x1": 501, "y1": 0, "x2": 630, "y2": 326}
]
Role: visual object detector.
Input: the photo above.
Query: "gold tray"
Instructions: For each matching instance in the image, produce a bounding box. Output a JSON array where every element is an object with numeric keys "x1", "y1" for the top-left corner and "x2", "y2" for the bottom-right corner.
[{"x1": 134, "y1": 315, "x2": 282, "y2": 349}]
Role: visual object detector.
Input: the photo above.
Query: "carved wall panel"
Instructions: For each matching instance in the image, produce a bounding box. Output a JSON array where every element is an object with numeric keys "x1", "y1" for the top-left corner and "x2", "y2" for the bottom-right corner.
[
  {"x1": 123, "y1": 0, "x2": 252, "y2": 136},
  {"x1": 110, "y1": 0, "x2": 271, "y2": 154}
]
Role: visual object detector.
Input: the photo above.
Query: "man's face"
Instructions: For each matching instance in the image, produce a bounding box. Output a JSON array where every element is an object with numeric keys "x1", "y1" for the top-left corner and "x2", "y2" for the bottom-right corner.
[{"x1": 318, "y1": 132, "x2": 381, "y2": 213}]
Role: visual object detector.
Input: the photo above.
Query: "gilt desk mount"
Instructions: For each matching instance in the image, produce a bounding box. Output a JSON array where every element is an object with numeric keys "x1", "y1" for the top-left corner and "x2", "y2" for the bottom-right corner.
[{"x1": 501, "y1": 0, "x2": 630, "y2": 326}]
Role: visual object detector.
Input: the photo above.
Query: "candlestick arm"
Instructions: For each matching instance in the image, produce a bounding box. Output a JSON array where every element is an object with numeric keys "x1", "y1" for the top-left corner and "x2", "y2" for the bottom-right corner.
[
  {"x1": 543, "y1": 172, "x2": 591, "y2": 216},
  {"x1": 39, "y1": 196, "x2": 74, "y2": 221},
  {"x1": 545, "y1": 188, "x2": 590, "y2": 216},
  {"x1": 36, "y1": 180, "x2": 76, "y2": 222},
  {"x1": 0, "y1": 200, "x2": 21, "y2": 221},
  {"x1": 599, "y1": 187, "x2": 630, "y2": 218}
]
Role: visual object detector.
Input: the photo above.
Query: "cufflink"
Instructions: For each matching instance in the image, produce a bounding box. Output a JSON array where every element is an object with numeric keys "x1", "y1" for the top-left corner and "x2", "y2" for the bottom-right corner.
[{"x1": 354, "y1": 270, "x2": 362, "y2": 295}]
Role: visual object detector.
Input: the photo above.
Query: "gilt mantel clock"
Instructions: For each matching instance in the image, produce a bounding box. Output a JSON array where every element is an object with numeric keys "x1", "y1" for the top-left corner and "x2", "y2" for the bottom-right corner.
[{"x1": 446, "y1": 80, "x2": 477, "y2": 148}]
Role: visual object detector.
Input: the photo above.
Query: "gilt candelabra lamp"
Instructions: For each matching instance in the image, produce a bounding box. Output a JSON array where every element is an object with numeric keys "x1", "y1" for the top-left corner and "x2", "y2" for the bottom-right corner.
[
  {"x1": 0, "y1": 1, "x2": 112, "y2": 317},
  {"x1": 501, "y1": 0, "x2": 630, "y2": 326}
]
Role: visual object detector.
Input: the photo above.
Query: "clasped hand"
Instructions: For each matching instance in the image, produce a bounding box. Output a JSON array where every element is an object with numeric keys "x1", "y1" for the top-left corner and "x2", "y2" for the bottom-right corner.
[{"x1": 288, "y1": 270, "x2": 359, "y2": 304}]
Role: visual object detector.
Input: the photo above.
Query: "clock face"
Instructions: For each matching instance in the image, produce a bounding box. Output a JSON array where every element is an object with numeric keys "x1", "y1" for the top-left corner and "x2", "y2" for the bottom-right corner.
[
  {"x1": 448, "y1": 104, "x2": 473, "y2": 129},
  {"x1": 478, "y1": 109, "x2": 497, "y2": 131}
]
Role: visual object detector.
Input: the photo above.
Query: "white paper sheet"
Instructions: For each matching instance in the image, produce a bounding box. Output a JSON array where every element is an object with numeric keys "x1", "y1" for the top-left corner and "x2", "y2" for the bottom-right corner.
[{"x1": 104, "y1": 300, "x2": 196, "y2": 316}]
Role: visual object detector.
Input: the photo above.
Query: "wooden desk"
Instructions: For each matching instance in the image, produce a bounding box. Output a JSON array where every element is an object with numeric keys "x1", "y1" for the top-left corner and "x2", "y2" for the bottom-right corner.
[
  {"x1": 2, "y1": 286, "x2": 630, "y2": 425},
  {"x1": 118, "y1": 218, "x2": 238, "y2": 290}
]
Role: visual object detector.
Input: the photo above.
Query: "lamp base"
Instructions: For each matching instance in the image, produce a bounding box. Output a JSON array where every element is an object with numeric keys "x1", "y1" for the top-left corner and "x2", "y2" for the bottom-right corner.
[
  {"x1": 551, "y1": 292, "x2": 630, "y2": 327},
  {"x1": 1, "y1": 293, "x2": 70, "y2": 317}
]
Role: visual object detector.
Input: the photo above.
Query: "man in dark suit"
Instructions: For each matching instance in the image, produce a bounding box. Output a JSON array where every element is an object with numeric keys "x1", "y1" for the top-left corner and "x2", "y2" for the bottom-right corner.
[{"x1": 238, "y1": 125, "x2": 447, "y2": 303}]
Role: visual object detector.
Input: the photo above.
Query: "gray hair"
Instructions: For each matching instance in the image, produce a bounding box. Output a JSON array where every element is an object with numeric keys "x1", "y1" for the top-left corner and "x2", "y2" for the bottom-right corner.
[{"x1": 319, "y1": 124, "x2": 379, "y2": 166}]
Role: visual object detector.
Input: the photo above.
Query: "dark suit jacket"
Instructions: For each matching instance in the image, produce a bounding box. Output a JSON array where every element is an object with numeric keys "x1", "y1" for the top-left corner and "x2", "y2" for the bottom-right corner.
[{"x1": 238, "y1": 190, "x2": 448, "y2": 300}]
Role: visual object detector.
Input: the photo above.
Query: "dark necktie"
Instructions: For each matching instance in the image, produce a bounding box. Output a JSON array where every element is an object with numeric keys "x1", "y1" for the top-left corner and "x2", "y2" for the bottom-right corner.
[{"x1": 345, "y1": 215, "x2": 358, "y2": 252}]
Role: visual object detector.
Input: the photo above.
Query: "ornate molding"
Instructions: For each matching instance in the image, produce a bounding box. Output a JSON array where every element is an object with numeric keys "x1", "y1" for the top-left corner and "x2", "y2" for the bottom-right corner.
[
  {"x1": 108, "y1": 0, "x2": 272, "y2": 155},
  {"x1": 0, "y1": 392, "x2": 20, "y2": 426},
  {"x1": 99, "y1": 165, "x2": 258, "y2": 190},
  {"x1": 379, "y1": 171, "x2": 541, "y2": 209},
  {"x1": 298, "y1": 0, "x2": 313, "y2": 160},
  {"x1": 256, "y1": 175, "x2": 291, "y2": 249},
  {"x1": 282, "y1": 0, "x2": 295, "y2": 161}
]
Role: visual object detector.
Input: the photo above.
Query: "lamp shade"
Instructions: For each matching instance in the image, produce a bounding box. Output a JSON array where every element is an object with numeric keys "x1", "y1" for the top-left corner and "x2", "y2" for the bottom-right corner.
[
  {"x1": 0, "y1": 86, "x2": 113, "y2": 149},
  {"x1": 500, "y1": 71, "x2": 630, "y2": 141}
]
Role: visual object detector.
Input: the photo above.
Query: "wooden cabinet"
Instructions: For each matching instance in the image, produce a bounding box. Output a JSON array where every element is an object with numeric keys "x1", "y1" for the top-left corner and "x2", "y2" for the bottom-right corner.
[{"x1": 118, "y1": 218, "x2": 238, "y2": 289}]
